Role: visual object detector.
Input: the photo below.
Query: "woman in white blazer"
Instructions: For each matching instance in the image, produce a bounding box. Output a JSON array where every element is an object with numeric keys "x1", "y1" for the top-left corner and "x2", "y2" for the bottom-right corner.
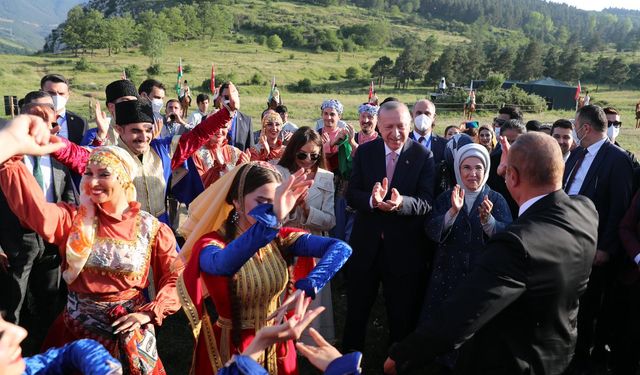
[{"x1": 276, "y1": 126, "x2": 338, "y2": 343}]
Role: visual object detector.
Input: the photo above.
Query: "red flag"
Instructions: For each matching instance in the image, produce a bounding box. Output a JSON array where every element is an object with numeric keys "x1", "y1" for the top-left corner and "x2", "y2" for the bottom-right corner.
[
  {"x1": 210, "y1": 64, "x2": 216, "y2": 94},
  {"x1": 368, "y1": 81, "x2": 374, "y2": 101},
  {"x1": 574, "y1": 80, "x2": 581, "y2": 101}
]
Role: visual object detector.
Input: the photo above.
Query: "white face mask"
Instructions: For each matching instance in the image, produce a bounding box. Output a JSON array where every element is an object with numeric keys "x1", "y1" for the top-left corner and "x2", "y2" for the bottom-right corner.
[
  {"x1": 574, "y1": 126, "x2": 587, "y2": 147},
  {"x1": 607, "y1": 125, "x2": 619, "y2": 142},
  {"x1": 151, "y1": 99, "x2": 163, "y2": 114},
  {"x1": 414, "y1": 114, "x2": 433, "y2": 133},
  {"x1": 52, "y1": 95, "x2": 67, "y2": 112}
]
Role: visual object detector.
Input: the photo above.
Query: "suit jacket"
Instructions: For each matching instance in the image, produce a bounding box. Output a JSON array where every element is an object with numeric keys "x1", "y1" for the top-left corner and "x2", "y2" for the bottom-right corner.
[
  {"x1": 564, "y1": 140, "x2": 633, "y2": 256},
  {"x1": 408, "y1": 132, "x2": 446, "y2": 164},
  {"x1": 347, "y1": 138, "x2": 434, "y2": 276},
  {"x1": 390, "y1": 190, "x2": 598, "y2": 375},
  {"x1": 232, "y1": 111, "x2": 254, "y2": 151},
  {"x1": 0, "y1": 158, "x2": 76, "y2": 258},
  {"x1": 65, "y1": 110, "x2": 88, "y2": 145}
]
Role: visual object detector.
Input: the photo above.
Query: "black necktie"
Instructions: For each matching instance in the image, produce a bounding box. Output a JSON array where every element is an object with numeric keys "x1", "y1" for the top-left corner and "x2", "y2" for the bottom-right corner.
[
  {"x1": 564, "y1": 148, "x2": 588, "y2": 193},
  {"x1": 32, "y1": 156, "x2": 44, "y2": 190},
  {"x1": 418, "y1": 136, "x2": 425, "y2": 145}
]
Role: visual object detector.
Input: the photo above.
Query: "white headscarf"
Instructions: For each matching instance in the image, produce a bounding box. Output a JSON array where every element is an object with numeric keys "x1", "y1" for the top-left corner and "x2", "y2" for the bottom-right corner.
[{"x1": 453, "y1": 143, "x2": 490, "y2": 193}]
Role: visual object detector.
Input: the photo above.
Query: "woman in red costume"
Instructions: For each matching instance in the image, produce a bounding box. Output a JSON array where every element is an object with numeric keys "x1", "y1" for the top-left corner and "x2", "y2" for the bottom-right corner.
[
  {"x1": 0, "y1": 135, "x2": 180, "y2": 373},
  {"x1": 193, "y1": 125, "x2": 249, "y2": 188},
  {"x1": 177, "y1": 162, "x2": 351, "y2": 375},
  {"x1": 250, "y1": 110, "x2": 286, "y2": 162}
]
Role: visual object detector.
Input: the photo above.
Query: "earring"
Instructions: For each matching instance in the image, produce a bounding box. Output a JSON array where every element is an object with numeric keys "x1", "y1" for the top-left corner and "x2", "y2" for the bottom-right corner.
[{"x1": 231, "y1": 210, "x2": 239, "y2": 224}]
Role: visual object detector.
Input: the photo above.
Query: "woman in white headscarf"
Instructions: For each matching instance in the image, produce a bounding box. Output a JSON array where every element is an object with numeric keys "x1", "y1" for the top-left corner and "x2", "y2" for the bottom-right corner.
[
  {"x1": 419, "y1": 143, "x2": 512, "y2": 370},
  {"x1": 0, "y1": 145, "x2": 180, "y2": 374}
]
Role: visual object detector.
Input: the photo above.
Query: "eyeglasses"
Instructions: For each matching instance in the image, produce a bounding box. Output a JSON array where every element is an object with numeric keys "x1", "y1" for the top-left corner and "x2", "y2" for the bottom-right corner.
[
  {"x1": 608, "y1": 121, "x2": 622, "y2": 128},
  {"x1": 296, "y1": 152, "x2": 320, "y2": 161}
]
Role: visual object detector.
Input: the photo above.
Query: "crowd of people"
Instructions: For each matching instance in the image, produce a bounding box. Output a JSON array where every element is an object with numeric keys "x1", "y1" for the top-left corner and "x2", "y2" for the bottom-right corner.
[{"x1": 0, "y1": 72, "x2": 640, "y2": 375}]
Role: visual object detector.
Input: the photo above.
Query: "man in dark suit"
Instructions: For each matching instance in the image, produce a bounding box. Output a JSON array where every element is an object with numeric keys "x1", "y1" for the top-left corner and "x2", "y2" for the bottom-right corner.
[
  {"x1": 40, "y1": 74, "x2": 87, "y2": 145},
  {"x1": 408, "y1": 99, "x2": 446, "y2": 163},
  {"x1": 217, "y1": 82, "x2": 254, "y2": 151},
  {"x1": 563, "y1": 105, "x2": 634, "y2": 373},
  {"x1": 0, "y1": 92, "x2": 76, "y2": 351},
  {"x1": 343, "y1": 100, "x2": 435, "y2": 352},
  {"x1": 385, "y1": 132, "x2": 598, "y2": 375}
]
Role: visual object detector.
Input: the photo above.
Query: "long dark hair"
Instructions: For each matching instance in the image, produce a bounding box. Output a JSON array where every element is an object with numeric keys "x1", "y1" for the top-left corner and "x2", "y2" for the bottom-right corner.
[
  {"x1": 220, "y1": 164, "x2": 290, "y2": 351},
  {"x1": 278, "y1": 126, "x2": 325, "y2": 173}
]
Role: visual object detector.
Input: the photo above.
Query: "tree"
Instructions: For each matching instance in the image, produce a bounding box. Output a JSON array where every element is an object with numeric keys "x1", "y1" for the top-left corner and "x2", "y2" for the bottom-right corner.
[
  {"x1": 393, "y1": 44, "x2": 432, "y2": 89},
  {"x1": 161, "y1": 7, "x2": 188, "y2": 41},
  {"x1": 512, "y1": 40, "x2": 544, "y2": 81},
  {"x1": 60, "y1": 6, "x2": 86, "y2": 56},
  {"x1": 180, "y1": 5, "x2": 202, "y2": 40},
  {"x1": 557, "y1": 46, "x2": 582, "y2": 82},
  {"x1": 370, "y1": 56, "x2": 393, "y2": 86},
  {"x1": 607, "y1": 57, "x2": 630, "y2": 87},
  {"x1": 201, "y1": 3, "x2": 233, "y2": 40},
  {"x1": 267, "y1": 34, "x2": 283, "y2": 50},
  {"x1": 140, "y1": 27, "x2": 168, "y2": 64}
]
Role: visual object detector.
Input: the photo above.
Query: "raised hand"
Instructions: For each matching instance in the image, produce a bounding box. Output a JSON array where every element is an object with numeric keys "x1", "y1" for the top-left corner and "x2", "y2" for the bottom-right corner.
[
  {"x1": 497, "y1": 136, "x2": 511, "y2": 177},
  {"x1": 371, "y1": 177, "x2": 389, "y2": 208},
  {"x1": 238, "y1": 149, "x2": 251, "y2": 164},
  {"x1": 321, "y1": 132, "x2": 330, "y2": 146},
  {"x1": 478, "y1": 195, "x2": 493, "y2": 224},
  {"x1": 282, "y1": 131, "x2": 293, "y2": 144},
  {"x1": 93, "y1": 100, "x2": 110, "y2": 140},
  {"x1": 0, "y1": 115, "x2": 66, "y2": 163},
  {"x1": 273, "y1": 168, "x2": 313, "y2": 222},
  {"x1": 296, "y1": 328, "x2": 343, "y2": 372},
  {"x1": 450, "y1": 184, "x2": 465, "y2": 215},
  {"x1": 259, "y1": 132, "x2": 270, "y2": 155},
  {"x1": 152, "y1": 117, "x2": 163, "y2": 139},
  {"x1": 226, "y1": 82, "x2": 240, "y2": 111}
]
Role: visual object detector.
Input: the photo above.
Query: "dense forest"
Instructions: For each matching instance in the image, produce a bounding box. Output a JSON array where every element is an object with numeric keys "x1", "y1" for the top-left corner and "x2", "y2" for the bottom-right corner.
[{"x1": 44, "y1": 0, "x2": 640, "y2": 88}]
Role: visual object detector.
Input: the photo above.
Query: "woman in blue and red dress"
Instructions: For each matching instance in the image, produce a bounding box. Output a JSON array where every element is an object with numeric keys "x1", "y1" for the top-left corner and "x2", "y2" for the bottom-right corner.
[{"x1": 177, "y1": 161, "x2": 351, "y2": 375}]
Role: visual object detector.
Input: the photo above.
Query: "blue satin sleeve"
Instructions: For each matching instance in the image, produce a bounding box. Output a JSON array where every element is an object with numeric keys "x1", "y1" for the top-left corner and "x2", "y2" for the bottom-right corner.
[
  {"x1": 216, "y1": 355, "x2": 269, "y2": 375},
  {"x1": 199, "y1": 204, "x2": 280, "y2": 276},
  {"x1": 325, "y1": 352, "x2": 363, "y2": 375},
  {"x1": 24, "y1": 339, "x2": 121, "y2": 375},
  {"x1": 290, "y1": 233, "x2": 352, "y2": 299}
]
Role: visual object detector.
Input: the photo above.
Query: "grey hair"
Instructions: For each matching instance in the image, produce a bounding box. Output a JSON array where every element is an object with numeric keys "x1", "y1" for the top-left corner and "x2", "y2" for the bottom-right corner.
[{"x1": 379, "y1": 101, "x2": 412, "y2": 124}]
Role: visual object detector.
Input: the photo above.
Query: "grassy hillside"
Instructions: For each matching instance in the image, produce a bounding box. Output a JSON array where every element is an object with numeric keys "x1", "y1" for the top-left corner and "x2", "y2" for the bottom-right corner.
[{"x1": 1, "y1": 0, "x2": 639, "y2": 155}]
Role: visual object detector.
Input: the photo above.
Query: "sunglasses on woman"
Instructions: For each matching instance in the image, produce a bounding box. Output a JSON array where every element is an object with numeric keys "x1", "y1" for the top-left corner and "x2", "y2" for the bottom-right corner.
[{"x1": 296, "y1": 152, "x2": 320, "y2": 161}]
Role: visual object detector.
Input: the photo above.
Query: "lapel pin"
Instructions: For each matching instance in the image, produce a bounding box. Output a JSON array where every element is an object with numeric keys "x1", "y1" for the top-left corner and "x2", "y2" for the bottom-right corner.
[{"x1": 405, "y1": 160, "x2": 409, "y2": 164}]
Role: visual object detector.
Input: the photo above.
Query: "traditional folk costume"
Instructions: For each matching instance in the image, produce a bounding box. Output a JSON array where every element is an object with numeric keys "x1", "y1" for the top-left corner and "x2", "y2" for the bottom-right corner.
[
  {"x1": 193, "y1": 139, "x2": 243, "y2": 188},
  {"x1": 177, "y1": 163, "x2": 351, "y2": 375},
  {"x1": 0, "y1": 146, "x2": 180, "y2": 374},
  {"x1": 52, "y1": 99, "x2": 232, "y2": 224},
  {"x1": 250, "y1": 111, "x2": 286, "y2": 163}
]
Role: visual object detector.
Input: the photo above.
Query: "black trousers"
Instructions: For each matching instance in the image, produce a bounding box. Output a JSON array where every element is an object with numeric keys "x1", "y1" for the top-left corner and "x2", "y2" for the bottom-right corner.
[
  {"x1": 3, "y1": 234, "x2": 62, "y2": 326},
  {"x1": 342, "y1": 242, "x2": 428, "y2": 353}
]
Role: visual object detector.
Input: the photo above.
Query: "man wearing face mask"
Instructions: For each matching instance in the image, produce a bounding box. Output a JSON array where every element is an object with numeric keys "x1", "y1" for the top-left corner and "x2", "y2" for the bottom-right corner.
[
  {"x1": 409, "y1": 99, "x2": 446, "y2": 164},
  {"x1": 564, "y1": 104, "x2": 634, "y2": 375},
  {"x1": 40, "y1": 74, "x2": 88, "y2": 145},
  {"x1": 603, "y1": 107, "x2": 639, "y2": 169},
  {"x1": 138, "y1": 79, "x2": 166, "y2": 123}
]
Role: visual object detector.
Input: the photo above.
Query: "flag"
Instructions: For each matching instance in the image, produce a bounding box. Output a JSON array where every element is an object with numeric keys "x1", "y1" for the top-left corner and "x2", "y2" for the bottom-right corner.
[
  {"x1": 368, "y1": 81, "x2": 374, "y2": 102},
  {"x1": 574, "y1": 80, "x2": 581, "y2": 101},
  {"x1": 175, "y1": 58, "x2": 183, "y2": 96},
  {"x1": 268, "y1": 76, "x2": 276, "y2": 102},
  {"x1": 210, "y1": 63, "x2": 216, "y2": 95},
  {"x1": 466, "y1": 81, "x2": 474, "y2": 104},
  {"x1": 121, "y1": 68, "x2": 127, "y2": 80}
]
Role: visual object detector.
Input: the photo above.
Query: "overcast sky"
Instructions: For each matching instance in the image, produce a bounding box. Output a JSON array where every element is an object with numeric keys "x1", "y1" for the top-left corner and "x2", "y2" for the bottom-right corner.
[{"x1": 548, "y1": 0, "x2": 640, "y2": 11}]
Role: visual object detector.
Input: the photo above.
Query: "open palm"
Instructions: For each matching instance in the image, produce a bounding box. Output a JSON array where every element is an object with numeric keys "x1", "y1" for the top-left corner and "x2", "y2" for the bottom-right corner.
[{"x1": 273, "y1": 169, "x2": 313, "y2": 222}]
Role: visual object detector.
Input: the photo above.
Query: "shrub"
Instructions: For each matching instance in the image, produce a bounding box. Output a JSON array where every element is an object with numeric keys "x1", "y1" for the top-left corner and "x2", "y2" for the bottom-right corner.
[
  {"x1": 74, "y1": 57, "x2": 96, "y2": 72},
  {"x1": 255, "y1": 35, "x2": 267, "y2": 45},
  {"x1": 124, "y1": 65, "x2": 140, "y2": 80},
  {"x1": 146, "y1": 64, "x2": 161, "y2": 75},
  {"x1": 183, "y1": 64, "x2": 192, "y2": 73},
  {"x1": 250, "y1": 72, "x2": 263, "y2": 85},
  {"x1": 345, "y1": 66, "x2": 362, "y2": 79},
  {"x1": 267, "y1": 34, "x2": 283, "y2": 50}
]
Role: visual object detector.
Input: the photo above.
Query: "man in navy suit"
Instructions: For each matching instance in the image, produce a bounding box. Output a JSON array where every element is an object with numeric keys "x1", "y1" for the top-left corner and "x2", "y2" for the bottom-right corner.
[
  {"x1": 564, "y1": 104, "x2": 634, "y2": 374},
  {"x1": 343, "y1": 100, "x2": 435, "y2": 353},
  {"x1": 408, "y1": 99, "x2": 446, "y2": 164},
  {"x1": 40, "y1": 74, "x2": 87, "y2": 145},
  {"x1": 217, "y1": 82, "x2": 254, "y2": 151}
]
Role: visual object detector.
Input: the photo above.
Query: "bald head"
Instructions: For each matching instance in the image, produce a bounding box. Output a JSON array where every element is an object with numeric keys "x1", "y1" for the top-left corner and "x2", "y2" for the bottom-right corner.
[
  {"x1": 508, "y1": 132, "x2": 563, "y2": 189},
  {"x1": 412, "y1": 99, "x2": 436, "y2": 118}
]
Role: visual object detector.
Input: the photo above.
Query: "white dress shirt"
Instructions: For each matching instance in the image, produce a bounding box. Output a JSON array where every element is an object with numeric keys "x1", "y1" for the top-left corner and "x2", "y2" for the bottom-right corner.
[
  {"x1": 518, "y1": 193, "x2": 548, "y2": 217},
  {"x1": 566, "y1": 137, "x2": 607, "y2": 196},
  {"x1": 412, "y1": 130, "x2": 432, "y2": 150},
  {"x1": 23, "y1": 155, "x2": 55, "y2": 203}
]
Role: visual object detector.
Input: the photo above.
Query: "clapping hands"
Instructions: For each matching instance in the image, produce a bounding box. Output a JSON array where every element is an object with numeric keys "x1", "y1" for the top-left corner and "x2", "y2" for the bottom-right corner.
[{"x1": 372, "y1": 177, "x2": 403, "y2": 212}]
